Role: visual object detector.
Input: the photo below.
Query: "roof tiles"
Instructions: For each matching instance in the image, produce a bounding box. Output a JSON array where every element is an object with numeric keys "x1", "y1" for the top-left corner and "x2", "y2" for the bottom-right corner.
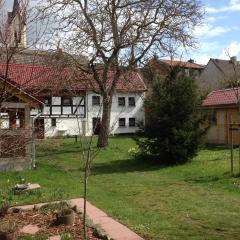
[
  {"x1": 0, "y1": 64, "x2": 147, "y2": 94},
  {"x1": 202, "y1": 88, "x2": 239, "y2": 107}
]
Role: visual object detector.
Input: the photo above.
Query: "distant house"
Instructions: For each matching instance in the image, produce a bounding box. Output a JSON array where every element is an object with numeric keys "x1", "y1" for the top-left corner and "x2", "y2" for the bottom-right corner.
[
  {"x1": 202, "y1": 88, "x2": 240, "y2": 145},
  {"x1": 199, "y1": 57, "x2": 240, "y2": 93},
  {"x1": 0, "y1": 76, "x2": 43, "y2": 171},
  {"x1": 142, "y1": 58, "x2": 204, "y2": 89}
]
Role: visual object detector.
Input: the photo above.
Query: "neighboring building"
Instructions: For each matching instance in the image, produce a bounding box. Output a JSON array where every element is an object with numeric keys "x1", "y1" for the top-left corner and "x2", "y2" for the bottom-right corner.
[
  {"x1": 0, "y1": 76, "x2": 43, "y2": 171},
  {"x1": 152, "y1": 58, "x2": 204, "y2": 76},
  {"x1": 142, "y1": 58, "x2": 204, "y2": 89},
  {"x1": 7, "y1": 0, "x2": 27, "y2": 48},
  {"x1": 0, "y1": 64, "x2": 146, "y2": 138},
  {"x1": 202, "y1": 88, "x2": 240, "y2": 145},
  {"x1": 198, "y1": 57, "x2": 240, "y2": 93}
]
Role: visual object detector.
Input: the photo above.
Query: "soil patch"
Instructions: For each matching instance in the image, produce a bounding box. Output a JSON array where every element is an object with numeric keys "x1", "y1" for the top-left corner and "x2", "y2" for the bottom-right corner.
[{"x1": 0, "y1": 206, "x2": 101, "y2": 240}]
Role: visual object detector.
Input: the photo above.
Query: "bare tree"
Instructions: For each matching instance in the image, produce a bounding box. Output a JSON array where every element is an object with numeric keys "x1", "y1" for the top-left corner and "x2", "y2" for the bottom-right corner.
[
  {"x1": 38, "y1": 0, "x2": 204, "y2": 147},
  {"x1": 0, "y1": 0, "x2": 49, "y2": 166}
]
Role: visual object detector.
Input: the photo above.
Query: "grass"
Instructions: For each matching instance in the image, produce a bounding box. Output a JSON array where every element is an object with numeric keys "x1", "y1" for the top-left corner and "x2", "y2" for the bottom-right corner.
[{"x1": 0, "y1": 136, "x2": 240, "y2": 240}]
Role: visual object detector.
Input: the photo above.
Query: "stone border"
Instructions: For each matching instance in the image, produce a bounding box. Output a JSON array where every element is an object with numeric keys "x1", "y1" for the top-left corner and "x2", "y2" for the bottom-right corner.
[{"x1": 11, "y1": 198, "x2": 144, "y2": 240}]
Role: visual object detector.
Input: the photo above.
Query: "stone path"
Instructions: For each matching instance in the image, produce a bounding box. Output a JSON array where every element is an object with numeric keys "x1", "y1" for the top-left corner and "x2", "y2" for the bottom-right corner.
[{"x1": 15, "y1": 198, "x2": 144, "y2": 240}]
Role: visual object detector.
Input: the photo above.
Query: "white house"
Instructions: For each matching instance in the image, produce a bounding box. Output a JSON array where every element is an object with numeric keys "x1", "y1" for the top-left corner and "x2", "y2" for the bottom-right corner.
[
  {"x1": 0, "y1": 0, "x2": 146, "y2": 138},
  {"x1": 0, "y1": 63, "x2": 146, "y2": 138}
]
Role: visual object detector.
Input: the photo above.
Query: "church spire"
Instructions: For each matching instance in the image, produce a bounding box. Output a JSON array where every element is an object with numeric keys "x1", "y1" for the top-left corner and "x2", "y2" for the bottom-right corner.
[
  {"x1": 12, "y1": 0, "x2": 20, "y2": 17},
  {"x1": 7, "y1": 0, "x2": 27, "y2": 48}
]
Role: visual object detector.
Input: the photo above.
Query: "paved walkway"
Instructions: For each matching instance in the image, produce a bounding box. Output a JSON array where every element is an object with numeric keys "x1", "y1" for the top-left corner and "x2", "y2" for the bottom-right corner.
[{"x1": 14, "y1": 198, "x2": 144, "y2": 240}]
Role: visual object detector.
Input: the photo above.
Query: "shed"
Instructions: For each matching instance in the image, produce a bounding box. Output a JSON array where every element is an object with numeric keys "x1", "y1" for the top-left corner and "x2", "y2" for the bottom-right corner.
[
  {"x1": 0, "y1": 77, "x2": 43, "y2": 171},
  {"x1": 202, "y1": 88, "x2": 240, "y2": 145}
]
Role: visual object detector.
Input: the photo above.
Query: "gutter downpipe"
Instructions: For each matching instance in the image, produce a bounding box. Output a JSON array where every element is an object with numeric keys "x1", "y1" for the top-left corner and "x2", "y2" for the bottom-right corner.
[{"x1": 31, "y1": 110, "x2": 43, "y2": 168}]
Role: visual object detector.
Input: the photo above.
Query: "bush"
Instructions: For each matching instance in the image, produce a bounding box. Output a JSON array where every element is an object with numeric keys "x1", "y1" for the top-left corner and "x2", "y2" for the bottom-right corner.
[{"x1": 137, "y1": 67, "x2": 207, "y2": 165}]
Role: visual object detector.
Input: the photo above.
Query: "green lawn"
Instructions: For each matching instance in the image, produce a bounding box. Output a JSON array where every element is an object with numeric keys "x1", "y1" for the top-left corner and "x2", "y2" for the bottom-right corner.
[{"x1": 0, "y1": 136, "x2": 240, "y2": 240}]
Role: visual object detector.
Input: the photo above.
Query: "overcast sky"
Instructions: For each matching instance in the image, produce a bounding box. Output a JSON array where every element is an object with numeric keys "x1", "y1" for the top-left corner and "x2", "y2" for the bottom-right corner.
[{"x1": 4, "y1": 0, "x2": 240, "y2": 64}]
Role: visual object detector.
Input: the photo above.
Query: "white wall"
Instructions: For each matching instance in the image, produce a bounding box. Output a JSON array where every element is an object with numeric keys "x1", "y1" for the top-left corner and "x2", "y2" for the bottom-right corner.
[
  {"x1": 86, "y1": 91, "x2": 145, "y2": 136},
  {"x1": 31, "y1": 92, "x2": 145, "y2": 137},
  {"x1": 44, "y1": 118, "x2": 86, "y2": 137}
]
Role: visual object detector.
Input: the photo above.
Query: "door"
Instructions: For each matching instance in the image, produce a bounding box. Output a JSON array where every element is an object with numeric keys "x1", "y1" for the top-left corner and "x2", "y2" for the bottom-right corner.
[
  {"x1": 34, "y1": 119, "x2": 45, "y2": 139},
  {"x1": 92, "y1": 118, "x2": 101, "y2": 135}
]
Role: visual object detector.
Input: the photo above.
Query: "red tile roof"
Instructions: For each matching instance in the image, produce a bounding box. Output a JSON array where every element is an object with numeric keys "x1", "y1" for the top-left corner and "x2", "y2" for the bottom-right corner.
[
  {"x1": 157, "y1": 59, "x2": 204, "y2": 69},
  {"x1": 202, "y1": 88, "x2": 240, "y2": 107},
  {"x1": 0, "y1": 64, "x2": 147, "y2": 94},
  {"x1": 0, "y1": 76, "x2": 43, "y2": 107}
]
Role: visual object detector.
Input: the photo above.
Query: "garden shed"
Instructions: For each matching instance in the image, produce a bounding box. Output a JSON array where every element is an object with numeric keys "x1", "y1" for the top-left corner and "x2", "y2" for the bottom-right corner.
[
  {"x1": 0, "y1": 78, "x2": 42, "y2": 171},
  {"x1": 202, "y1": 88, "x2": 240, "y2": 145}
]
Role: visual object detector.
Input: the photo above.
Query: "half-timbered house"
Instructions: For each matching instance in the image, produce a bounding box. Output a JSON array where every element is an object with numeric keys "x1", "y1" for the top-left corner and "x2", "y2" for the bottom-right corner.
[{"x1": 0, "y1": 64, "x2": 146, "y2": 138}]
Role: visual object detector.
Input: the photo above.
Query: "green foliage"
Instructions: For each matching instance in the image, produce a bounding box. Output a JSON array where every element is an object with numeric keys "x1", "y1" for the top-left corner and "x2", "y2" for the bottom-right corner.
[
  {"x1": 0, "y1": 137, "x2": 240, "y2": 239},
  {"x1": 137, "y1": 67, "x2": 207, "y2": 165},
  {"x1": 60, "y1": 233, "x2": 73, "y2": 240}
]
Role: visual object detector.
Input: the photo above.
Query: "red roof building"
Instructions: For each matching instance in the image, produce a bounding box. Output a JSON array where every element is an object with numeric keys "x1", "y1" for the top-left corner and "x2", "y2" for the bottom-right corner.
[
  {"x1": 0, "y1": 64, "x2": 147, "y2": 95},
  {"x1": 0, "y1": 63, "x2": 147, "y2": 138},
  {"x1": 202, "y1": 88, "x2": 239, "y2": 107},
  {"x1": 202, "y1": 88, "x2": 240, "y2": 145}
]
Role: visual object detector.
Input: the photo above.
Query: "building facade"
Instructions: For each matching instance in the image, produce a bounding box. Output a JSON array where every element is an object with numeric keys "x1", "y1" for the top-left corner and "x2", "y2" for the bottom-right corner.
[
  {"x1": 0, "y1": 63, "x2": 146, "y2": 138},
  {"x1": 31, "y1": 91, "x2": 145, "y2": 138},
  {"x1": 198, "y1": 57, "x2": 240, "y2": 93},
  {"x1": 1, "y1": 1, "x2": 146, "y2": 138}
]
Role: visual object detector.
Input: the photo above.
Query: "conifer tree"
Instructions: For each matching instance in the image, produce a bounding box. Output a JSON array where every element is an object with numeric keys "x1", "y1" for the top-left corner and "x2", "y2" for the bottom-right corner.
[{"x1": 137, "y1": 67, "x2": 207, "y2": 165}]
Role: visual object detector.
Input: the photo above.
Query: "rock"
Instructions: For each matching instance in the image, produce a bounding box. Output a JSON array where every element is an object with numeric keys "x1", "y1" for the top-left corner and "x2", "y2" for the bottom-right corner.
[
  {"x1": 19, "y1": 225, "x2": 39, "y2": 235},
  {"x1": 7, "y1": 208, "x2": 21, "y2": 214},
  {"x1": 14, "y1": 183, "x2": 40, "y2": 192}
]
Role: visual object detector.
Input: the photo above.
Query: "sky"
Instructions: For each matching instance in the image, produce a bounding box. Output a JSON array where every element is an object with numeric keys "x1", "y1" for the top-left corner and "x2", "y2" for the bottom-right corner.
[
  {"x1": 3, "y1": 0, "x2": 240, "y2": 65},
  {"x1": 189, "y1": 0, "x2": 240, "y2": 64}
]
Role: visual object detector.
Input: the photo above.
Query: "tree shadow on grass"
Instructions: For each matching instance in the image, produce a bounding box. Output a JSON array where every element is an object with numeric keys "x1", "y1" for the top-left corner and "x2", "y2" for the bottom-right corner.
[
  {"x1": 91, "y1": 158, "x2": 168, "y2": 175},
  {"x1": 185, "y1": 175, "x2": 222, "y2": 184},
  {"x1": 203, "y1": 144, "x2": 229, "y2": 151}
]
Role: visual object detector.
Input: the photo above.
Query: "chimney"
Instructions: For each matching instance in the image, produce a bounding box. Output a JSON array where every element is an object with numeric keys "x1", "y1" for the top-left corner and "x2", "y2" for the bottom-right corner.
[
  {"x1": 231, "y1": 56, "x2": 237, "y2": 65},
  {"x1": 188, "y1": 59, "x2": 195, "y2": 64}
]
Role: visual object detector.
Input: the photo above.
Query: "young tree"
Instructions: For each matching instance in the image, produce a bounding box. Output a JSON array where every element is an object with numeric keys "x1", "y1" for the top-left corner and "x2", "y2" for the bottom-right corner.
[
  {"x1": 137, "y1": 67, "x2": 207, "y2": 165},
  {"x1": 38, "y1": 0, "x2": 204, "y2": 147}
]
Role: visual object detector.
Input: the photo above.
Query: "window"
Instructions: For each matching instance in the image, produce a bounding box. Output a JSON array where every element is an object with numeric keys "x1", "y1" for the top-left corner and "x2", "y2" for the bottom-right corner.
[
  {"x1": 119, "y1": 118, "x2": 126, "y2": 127},
  {"x1": 92, "y1": 96, "x2": 100, "y2": 106},
  {"x1": 129, "y1": 118, "x2": 136, "y2": 127},
  {"x1": 62, "y1": 97, "x2": 72, "y2": 106},
  {"x1": 118, "y1": 97, "x2": 125, "y2": 106},
  {"x1": 51, "y1": 118, "x2": 57, "y2": 127},
  {"x1": 128, "y1": 97, "x2": 135, "y2": 107},
  {"x1": 43, "y1": 97, "x2": 51, "y2": 106},
  {"x1": 209, "y1": 111, "x2": 217, "y2": 126}
]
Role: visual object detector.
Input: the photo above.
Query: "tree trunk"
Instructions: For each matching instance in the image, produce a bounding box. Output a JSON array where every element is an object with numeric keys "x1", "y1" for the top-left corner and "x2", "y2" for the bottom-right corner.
[{"x1": 97, "y1": 93, "x2": 112, "y2": 148}]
